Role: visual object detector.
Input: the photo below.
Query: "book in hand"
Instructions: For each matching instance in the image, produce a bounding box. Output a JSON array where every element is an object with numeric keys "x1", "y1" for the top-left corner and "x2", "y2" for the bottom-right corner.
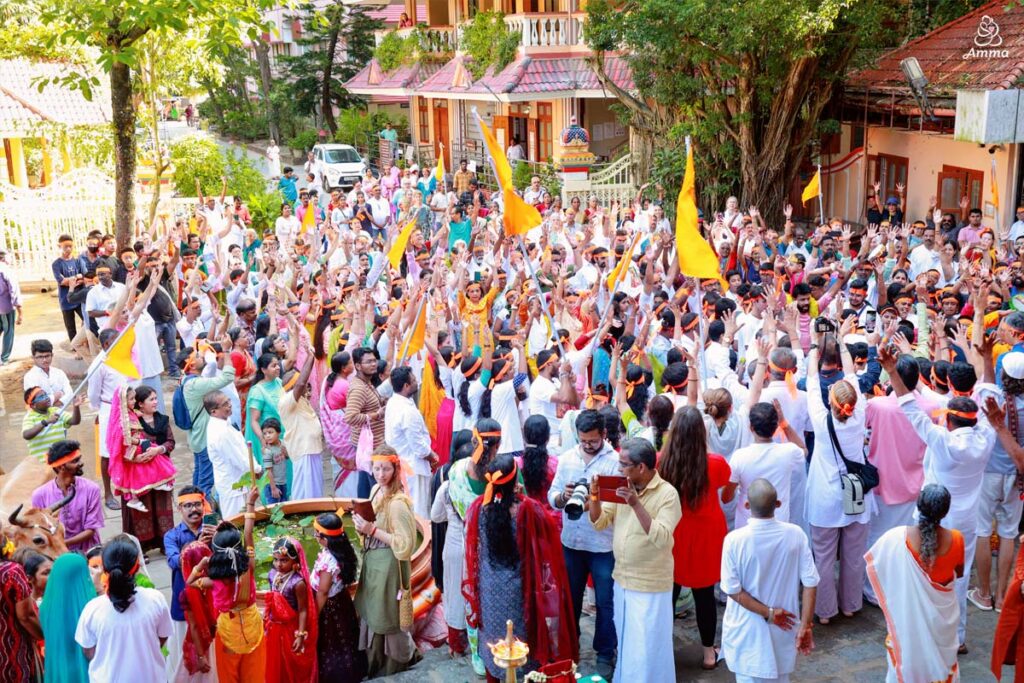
[
  {"x1": 341, "y1": 499, "x2": 376, "y2": 523},
  {"x1": 595, "y1": 475, "x2": 630, "y2": 503}
]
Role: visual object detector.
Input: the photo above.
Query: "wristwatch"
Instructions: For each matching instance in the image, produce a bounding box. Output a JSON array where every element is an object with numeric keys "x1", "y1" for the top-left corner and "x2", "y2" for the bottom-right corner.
[{"x1": 808, "y1": 344, "x2": 819, "y2": 350}]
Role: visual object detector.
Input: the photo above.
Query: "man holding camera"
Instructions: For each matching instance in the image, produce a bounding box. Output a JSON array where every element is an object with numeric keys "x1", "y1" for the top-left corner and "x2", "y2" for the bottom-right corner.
[
  {"x1": 589, "y1": 437, "x2": 682, "y2": 683},
  {"x1": 548, "y1": 409, "x2": 620, "y2": 676}
]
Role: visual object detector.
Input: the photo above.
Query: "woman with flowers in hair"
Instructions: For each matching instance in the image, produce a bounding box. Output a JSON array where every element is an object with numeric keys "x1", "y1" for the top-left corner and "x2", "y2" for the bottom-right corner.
[
  {"x1": 0, "y1": 529, "x2": 41, "y2": 683},
  {"x1": 263, "y1": 536, "x2": 318, "y2": 682},
  {"x1": 352, "y1": 444, "x2": 422, "y2": 676},
  {"x1": 311, "y1": 512, "x2": 365, "y2": 680},
  {"x1": 186, "y1": 487, "x2": 265, "y2": 683},
  {"x1": 462, "y1": 452, "x2": 579, "y2": 682},
  {"x1": 442, "y1": 418, "x2": 503, "y2": 673}
]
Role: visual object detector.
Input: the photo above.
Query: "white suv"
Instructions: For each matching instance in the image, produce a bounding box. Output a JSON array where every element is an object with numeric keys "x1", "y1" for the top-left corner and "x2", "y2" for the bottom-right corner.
[{"x1": 313, "y1": 143, "x2": 366, "y2": 192}]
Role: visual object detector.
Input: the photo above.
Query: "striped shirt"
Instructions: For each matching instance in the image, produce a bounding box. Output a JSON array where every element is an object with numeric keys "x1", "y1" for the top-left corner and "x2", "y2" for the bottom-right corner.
[
  {"x1": 22, "y1": 408, "x2": 72, "y2": 462},
  {"x1": 344, "y1": 376, "x2": 385, "y2": 448}
]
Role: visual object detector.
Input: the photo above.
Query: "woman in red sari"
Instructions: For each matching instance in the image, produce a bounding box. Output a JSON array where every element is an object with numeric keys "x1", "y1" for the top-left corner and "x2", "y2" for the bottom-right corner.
[
  {"x1": 462, "y1": 453, "x2": 578, "y2": 683},
  {"x1": 177, "y1": 541, "x2": 216, "y2": 682},
  {"x1": 263, "y1": 536, "x2": 317, "y2": 683}
]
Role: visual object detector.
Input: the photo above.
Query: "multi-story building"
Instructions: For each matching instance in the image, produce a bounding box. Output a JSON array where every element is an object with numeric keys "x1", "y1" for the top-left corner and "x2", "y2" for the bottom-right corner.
[{"x1": 343, "y1": 0, "x2": 633, "y2": 172}]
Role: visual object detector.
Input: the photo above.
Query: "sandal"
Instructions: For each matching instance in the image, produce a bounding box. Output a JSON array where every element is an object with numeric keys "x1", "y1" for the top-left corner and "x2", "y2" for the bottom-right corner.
[
  {"x1": 967, "y1": 587, "x2": 994, "y2": 611},
  {"x1": 105, "y1": 497, "x2": 121, "y2": 511}
]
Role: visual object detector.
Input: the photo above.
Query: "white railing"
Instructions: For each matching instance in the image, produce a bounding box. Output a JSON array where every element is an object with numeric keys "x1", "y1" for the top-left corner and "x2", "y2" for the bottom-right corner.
[
  {"x1": 373, "y1": 26, "x2": 457, "y2": 54},
  {"x1": 504, "y1": 13, "x2": 583, "y2": 49},
  {"x1": 0, "y1": 169, "x2": 197, "y2": 282},
  {"x1": 588, "y1": 153, "x2": 633, "y2": 186},
  {"x1": 563, "y1": 153, "x2": 636, "y2": 208}
]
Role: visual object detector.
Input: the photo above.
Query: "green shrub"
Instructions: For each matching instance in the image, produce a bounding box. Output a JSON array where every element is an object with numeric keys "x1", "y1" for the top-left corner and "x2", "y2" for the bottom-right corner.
[
  {"x1": 460, "y1": 11, "x2": 520, "y2": 80},
  {"x1": 170, "y1": 135, "x2": 269, "y2": 200},
  {"x1": 225, "y1": 150, "x2": 268, "y2": 201},
  {"x1": 374, "y1": 31, "x2": 415, "y2": 72},
  {"x1": 287, "y1": 130, "x2": 319, "y2": 154},
  {"x1": 247, "y1": 189, "x2": 285, "y2": 234}
]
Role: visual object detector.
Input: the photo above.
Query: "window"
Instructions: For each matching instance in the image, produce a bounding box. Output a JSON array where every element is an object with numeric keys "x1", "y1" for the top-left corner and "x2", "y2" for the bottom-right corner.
[
  {"x1": 868, "y1": 153, "x2": 909, "y2": 203},
  {"x1": 537, "y1": 102, "x2": 553, "y2": 162},
  {"x1": 936, "y1": 165, "x2": 983, "y2": 217}
]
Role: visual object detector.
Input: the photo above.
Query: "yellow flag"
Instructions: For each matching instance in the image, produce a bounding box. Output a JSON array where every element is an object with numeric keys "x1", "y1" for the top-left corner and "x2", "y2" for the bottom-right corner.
[
  {"x1": 418, "y1": 359, "x2": 444, "y2": 440},
  {"x1": 991, "y1": 157, "x2": 999, "y2": 210},
  {"x1": 104, "y1": 324, "x2": 140, "y2": 379},
  {"x1": 474, "y1": 110, "x2": 512, "y2": 190},
  {"x1": 606, "y1": 232, "x2": 641, "y2": 292},
  {"x1": 386, "y1": 220, "x2": 418, "y2": 270},
  {"x1": 399, "y1": 306, "x2": 427, "y2": 361},
  {"x1": 675, "y1": 142, "x2": 720, "y2": 281},
  {"x1": 434, "y1": 154, "x2": 445, "y2": 183},
  {"x1": 300, "y1": 203, "x2": 316, "y2": 234},
  {"x1": 502, "y1": 187, "x2": 542, "y2": 236},
  {"x1": 801, "y1": 169, "x2": 821, "y2": 205}
]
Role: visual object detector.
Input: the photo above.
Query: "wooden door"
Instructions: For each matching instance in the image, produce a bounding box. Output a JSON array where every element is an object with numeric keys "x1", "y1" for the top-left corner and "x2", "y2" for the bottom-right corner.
[
  {"x1": 937, "y1": 165, "x2": 983, "y2": 216},
  {"x1": 492, "y1": 115, "x2": 509, "y2": 153},
  {"x1": 527, "y1": 118, "x2": 539, "y2": 162},
  {"x1": 868, "y1": 153, "x2": 909, "y2": 201},
  {"x1": 433, "y1": 100, "x2": 449, "y2": 168}
]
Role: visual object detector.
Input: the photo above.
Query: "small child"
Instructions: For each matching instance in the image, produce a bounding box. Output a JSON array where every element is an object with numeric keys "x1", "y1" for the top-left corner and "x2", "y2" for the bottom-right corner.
[{"x1": 262, "y1": 418, "x2": 290, "y2": 504}]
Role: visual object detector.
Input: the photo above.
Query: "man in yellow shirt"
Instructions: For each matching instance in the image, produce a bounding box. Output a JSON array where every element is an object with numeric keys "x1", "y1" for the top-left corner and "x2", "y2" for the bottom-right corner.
[{"x1": 589, "y1": 437, "x2": 681, "y2": 683}]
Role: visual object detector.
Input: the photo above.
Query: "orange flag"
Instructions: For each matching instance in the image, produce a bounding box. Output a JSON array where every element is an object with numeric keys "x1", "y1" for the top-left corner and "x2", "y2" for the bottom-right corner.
[
  {"x1": 473, "y1": 109, "x2": 512, "y2": 190},
  {"x1": 502, "y1": 187, "x2": 542, "y2": 236},
  {"x1": 606, "y1": 232, "x2": 641, "y2": 292},
  {"x1": 399, "y1": 305, "x2": 427, "y2": 361},
  {"x1": 418, "y1": 359, "x2": 443, "y2": 440},
  {"x1": 386, "y1": 220, "x2": 417, "y2": 270},
  {"x1": 675, "y1": 140, "x2": 721, "y2": 282}
]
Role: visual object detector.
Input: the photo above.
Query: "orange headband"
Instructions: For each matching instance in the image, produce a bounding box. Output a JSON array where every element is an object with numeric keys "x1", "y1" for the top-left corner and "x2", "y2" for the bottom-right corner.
[
  {"x1": 483, "y1": 464, "x2": 518, "y2": 506},
  {"x1": 448, "y1": 351, "x2": 463, "y2": 369},
  {"x1": 489, "y1": 362, "x2": 513, "y2": 389},
  {"x1": 768, "y1": 360, "x2": 798, "y2": 399},
  {"x1": 537, "y1": 354, "x2": 558, "y2": 372},
  {"x1": 664, "y1": 378, "x2": 688, "y2": 393},
  {"x1": 371, "y1": 453, "x2": 401, "y2": 464},
  {"x1": 471, "y1": 428, "x2": 503, "y2": 464},
  {"x1": 177, "y1": 493, "x2": 205, "y2": 505},
  {"x1": 182, "y1": 350, "x2": 199, "y2": 374},
  {"x1": 932, "y1": 407, "x2": 978, "y2": 421},
  {"x1": 584, "y1": 391, "x2": 609, "y2": 409},
  {"x1": 624, "y1": 377, "x2": 644, "y2": 400},
  {"x1": 463, "y1": 357, "x2": 483, "y2": 377},
  {"x1": 313, "y1": 520, "x2": 345, "y2": 536},
  {"x1": 829, "y1": 392, "x2": 855, "y2": 418},
  {"x1": 682, "y1": 317, "x2": 699, "y2": 333},
  {"x1": 49, "y1": 449, "x2": 81, "y2": 469},
  {"x1": 25, "y1": 387, "x2": 46, "y2": 408}
]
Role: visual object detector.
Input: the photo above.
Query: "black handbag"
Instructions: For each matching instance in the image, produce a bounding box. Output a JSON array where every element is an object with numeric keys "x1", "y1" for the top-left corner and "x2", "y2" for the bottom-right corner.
[{"x1": 827, "y1": 413, "x2": 879, "y2": 513}]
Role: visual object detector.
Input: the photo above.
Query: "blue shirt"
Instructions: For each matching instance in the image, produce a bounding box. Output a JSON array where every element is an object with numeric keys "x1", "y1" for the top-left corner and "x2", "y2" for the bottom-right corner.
[
  {"x1": 163, "y1": 522, "x2": 200, "y2": 621},
  {"x1": 279, "y1": 176, "x2": 298, "y2": 203},
  {"x1": 448, "y1": 219, "x2": 471, "y2": 251},
  {"x1": 995, "y1": 343, "x2": 1024, "y2": 388},
  {"x1": 51, "y1": 257, "x2": 82, "y2": 311},
  {"x1": 547, "y1": 442, "x2": 620, "y2": 553}
]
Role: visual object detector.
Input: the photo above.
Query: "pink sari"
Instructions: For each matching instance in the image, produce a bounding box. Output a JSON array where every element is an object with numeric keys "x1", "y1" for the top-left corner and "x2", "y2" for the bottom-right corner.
[
  {"x1": 320, "y1": 377, "x2": 356, "y2": 493},
  {"x1": 264, "y1": 537, "x2": 317, "y2": 683}
]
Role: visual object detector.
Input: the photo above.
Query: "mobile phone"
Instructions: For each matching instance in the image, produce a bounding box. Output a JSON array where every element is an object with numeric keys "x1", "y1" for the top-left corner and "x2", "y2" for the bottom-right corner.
[
  {"x1": 140, "y1": 439, "x2": 151, "y2": 451},
  {"x1": 596, "y1": 475, "x2": 630, "y2": 503},
  {"x1": 202, "y1": 512, "x2": 220, "y2": 527}
]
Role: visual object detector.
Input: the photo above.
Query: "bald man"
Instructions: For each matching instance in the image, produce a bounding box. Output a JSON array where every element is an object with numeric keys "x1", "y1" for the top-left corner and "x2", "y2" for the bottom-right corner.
[{"x1": 721, "y1": 480, "x2": 819, "y2": 683}]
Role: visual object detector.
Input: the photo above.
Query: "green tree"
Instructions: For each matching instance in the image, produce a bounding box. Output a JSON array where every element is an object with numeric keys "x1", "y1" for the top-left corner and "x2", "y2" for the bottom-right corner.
[
  {"x1": 40, "y1": 0, "x2": 271, "y2": 246},
  {"x1": 169, "y1": 135, "x2": 267, "y2": 200},
  {"x1": 279, "y1": 2, "x2": 381, "y2": 134},
  {"x1": 586, "y1": 0, "x2": 898, "y2": 217}
]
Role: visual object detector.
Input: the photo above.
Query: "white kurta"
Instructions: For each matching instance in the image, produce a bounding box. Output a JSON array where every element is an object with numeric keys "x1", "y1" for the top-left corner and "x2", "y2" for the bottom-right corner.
[
  {"x1": 721, "y1": 517, "x2": 820, "y2": 680},
  {"x1": 206, "y1": 416, "x2": 260, "y2": 519},
  {"x1": 865, "y1": 527, "x2": 960, "y2": 683}
]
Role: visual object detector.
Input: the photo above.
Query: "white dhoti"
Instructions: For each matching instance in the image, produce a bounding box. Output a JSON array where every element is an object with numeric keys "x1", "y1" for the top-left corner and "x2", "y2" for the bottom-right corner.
[
  {"x1": 863, "y1": 499, "x2": 916, "y2": 603},
  {"x1": 98, "y1": 402, "x2": 112, "y2": 458},
  {"x1": 735, "y1": 675, "x2": 790, "y2": 683},
  {"x1": 410, "y1": 473, "x2": 432, "y2": 520},
  {"x1": 290, "y1": 452, "x2": 324, "y2": 500},
  {"x1": 865, "y1": 527, "x2": 960, "y2": 683},
  {"x1": 166, "y1": 619, "x2": 185, "y2": 680},
  {"x1": 216, "y1": 486, "x2": 246, "y2": 521},
  {"x1": 612, "y1": 583, "x2": 675, "y2": 683}
]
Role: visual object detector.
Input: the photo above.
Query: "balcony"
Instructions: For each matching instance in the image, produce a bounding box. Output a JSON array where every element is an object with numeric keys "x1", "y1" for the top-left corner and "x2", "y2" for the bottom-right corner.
[
  {"x1": 503, "y1": 13, "x2": 585, "y2": 50},
  {"x1": 373, "y1": 26, "x2": 458, "y2": 55}
]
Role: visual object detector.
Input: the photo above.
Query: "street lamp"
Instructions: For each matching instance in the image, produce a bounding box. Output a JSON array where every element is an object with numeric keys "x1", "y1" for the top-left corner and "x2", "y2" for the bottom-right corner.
[{"x1": 900, "y1": 56, "x2": 936, "y2": 120}]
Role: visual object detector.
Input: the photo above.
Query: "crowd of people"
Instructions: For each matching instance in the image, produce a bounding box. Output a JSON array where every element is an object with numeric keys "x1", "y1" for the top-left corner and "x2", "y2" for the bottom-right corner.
[{"x1": 1, "y1": 151, "x2": 1024, "y2": 683}]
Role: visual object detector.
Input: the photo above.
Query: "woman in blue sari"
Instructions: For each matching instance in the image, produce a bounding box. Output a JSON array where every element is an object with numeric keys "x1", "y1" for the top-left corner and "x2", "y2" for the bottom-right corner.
[{"x1": 40, "y1": 553, "x2": 96, "y2": 682}]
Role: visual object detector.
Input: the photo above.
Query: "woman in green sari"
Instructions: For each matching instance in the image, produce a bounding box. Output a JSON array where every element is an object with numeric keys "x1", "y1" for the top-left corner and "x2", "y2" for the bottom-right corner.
[
  {"x1": 244, "y1": 353, "x2": 284, "y2": 467},
  {"x1": 40, "y1": 553, "x2": 96, "y2": 682}
]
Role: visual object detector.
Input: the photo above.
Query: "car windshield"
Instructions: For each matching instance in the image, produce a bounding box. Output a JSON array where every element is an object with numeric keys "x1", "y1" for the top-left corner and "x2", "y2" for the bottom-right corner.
[{"x1": 322, "y1": 148, "x2": 361, "y2": 164}]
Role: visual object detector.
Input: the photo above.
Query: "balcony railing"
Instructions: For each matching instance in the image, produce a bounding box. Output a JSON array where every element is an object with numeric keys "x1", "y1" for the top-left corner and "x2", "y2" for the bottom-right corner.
[
  {"x1": 373, "y1": 26, "x2": 458, "y2": 54},
  {"x1": 504, "y1": 13, "x2": 584, "y2": 49}
]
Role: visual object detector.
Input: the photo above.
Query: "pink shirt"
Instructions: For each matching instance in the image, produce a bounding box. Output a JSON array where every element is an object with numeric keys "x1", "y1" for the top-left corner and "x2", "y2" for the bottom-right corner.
[{"x1": 865, "y1": 392, "x2": 938, "y2": 505}]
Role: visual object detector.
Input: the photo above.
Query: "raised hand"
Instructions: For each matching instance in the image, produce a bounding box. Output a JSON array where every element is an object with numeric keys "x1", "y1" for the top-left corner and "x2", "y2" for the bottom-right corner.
[
  {"x1": 783, "y1": 203, "x2": 793, "y2": 220},
  {"x1": 895, "y1": 182, "x2": 905, "y2": 196}
]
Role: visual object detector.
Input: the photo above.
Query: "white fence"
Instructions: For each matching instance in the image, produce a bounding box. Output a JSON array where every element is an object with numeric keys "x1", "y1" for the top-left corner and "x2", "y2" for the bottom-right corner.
[
  {"x1": 564, "y1": 153, "x2": 636, "y2": 208},
  {"x1": 0, "y1": 169, "x2": 195, "y2": 282}
]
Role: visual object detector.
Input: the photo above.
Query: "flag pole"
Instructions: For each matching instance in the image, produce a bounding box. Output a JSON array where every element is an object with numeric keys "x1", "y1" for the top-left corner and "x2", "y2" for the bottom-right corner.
[
  {"x1": 816, "y1": 164, "x2": 825, "y2": 226},
  {"x1": 517, "y1": 234, "x2": 568, "y2": 357},
  {"x1": 36, "y1": 321, "x2": 137, "y2": 437},
  {"x1": 684, "y1": 136, "x2": 710, "y2": 387}
]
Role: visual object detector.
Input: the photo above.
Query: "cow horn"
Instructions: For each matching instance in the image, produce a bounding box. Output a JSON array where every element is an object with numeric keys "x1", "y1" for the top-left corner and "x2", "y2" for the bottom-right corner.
[
  {"x1": 7, "y1": 504, "x2": 26, "y2": 527},
  {"x1": 49, "y1": 487, "x2": 77, "y2": 514}
]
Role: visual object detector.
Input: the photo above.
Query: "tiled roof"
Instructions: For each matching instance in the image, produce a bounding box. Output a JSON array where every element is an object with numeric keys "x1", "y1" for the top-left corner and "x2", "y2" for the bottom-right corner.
[
  {"x1": 0, "y1": 59, "x2": 110, "y2": 134},
  {"x1": 344, "y1": 59, "x2": 443, "y2": 95},
  {"x1": 414, "y1": 54, "x2": 634, "y2": 100},
  {"x1": 847, "y1": 0, "x2": 1024, "y2": 94}
]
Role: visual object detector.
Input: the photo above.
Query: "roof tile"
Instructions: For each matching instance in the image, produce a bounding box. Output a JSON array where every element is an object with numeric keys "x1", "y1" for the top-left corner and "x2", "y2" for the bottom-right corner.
[{"x1": 0, "y1": 59, "x2": 110, "y2": 133}]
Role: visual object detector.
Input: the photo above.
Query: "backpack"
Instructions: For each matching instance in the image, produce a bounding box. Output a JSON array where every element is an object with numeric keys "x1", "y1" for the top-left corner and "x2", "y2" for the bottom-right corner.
[{"x1": 172, "y1": 375, "x2": 203, "y2": 430}]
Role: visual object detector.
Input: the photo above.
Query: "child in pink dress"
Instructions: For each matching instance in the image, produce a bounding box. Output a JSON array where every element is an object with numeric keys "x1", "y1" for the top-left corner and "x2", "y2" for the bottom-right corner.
[{"x1": 106, "y1": 385, "x2": 176, "y2": 512}]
